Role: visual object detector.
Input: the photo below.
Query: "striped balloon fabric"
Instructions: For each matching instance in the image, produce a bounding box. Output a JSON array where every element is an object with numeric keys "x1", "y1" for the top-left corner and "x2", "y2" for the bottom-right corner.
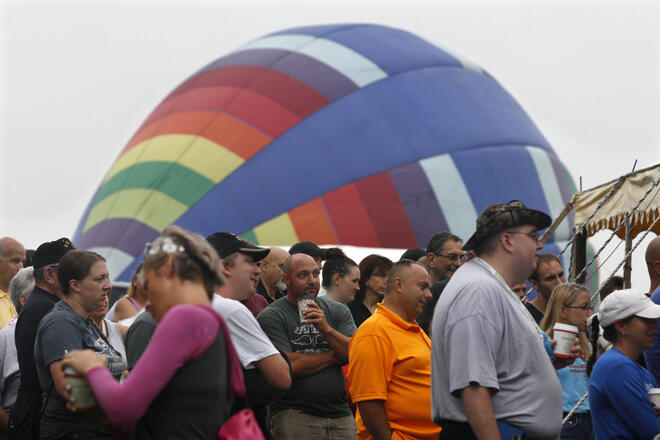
[{"x1": 74, "y1": 23, "x2": 577, "y2": 282}]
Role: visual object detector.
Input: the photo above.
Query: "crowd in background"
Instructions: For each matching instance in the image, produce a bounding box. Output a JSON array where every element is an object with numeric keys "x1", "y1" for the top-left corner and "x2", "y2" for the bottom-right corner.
[{"x1": 0, "y1": 199, "x2": 659, "y2": 439}]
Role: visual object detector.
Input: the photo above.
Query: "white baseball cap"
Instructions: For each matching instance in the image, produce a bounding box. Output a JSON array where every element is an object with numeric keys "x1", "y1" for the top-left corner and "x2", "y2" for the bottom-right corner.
[{"x1": 597, "y1": 289, "x2": 660, "y2": 328}]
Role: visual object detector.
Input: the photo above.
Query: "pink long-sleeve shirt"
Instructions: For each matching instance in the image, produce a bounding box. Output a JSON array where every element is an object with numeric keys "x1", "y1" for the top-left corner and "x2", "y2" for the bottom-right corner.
[{"x1": 86, "y1": 304, "x2": 224, "y2": 425}]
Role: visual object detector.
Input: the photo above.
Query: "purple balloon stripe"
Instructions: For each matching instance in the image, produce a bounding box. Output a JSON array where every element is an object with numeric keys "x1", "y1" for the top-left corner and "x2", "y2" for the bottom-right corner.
[
  {"x1": 388, "y1": 161, "x2": 450, "y2": 248},
  {"x1": 78, "y1": 218, "x2": 160, "y2": 258},
  {"x1": 195, "y1": 49, "x2": 358, "y2": 102}
]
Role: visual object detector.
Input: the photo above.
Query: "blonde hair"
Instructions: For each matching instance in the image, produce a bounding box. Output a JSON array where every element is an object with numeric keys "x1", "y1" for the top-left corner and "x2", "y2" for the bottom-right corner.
[{"x1": 540, "y1": 283, "x2": 592, "y2": 357}]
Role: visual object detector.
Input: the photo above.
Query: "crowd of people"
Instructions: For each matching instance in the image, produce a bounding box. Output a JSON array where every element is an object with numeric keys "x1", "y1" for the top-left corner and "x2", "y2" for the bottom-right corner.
[{"x1": 0, "y1": 199, "x2": 659, "y2": 439}]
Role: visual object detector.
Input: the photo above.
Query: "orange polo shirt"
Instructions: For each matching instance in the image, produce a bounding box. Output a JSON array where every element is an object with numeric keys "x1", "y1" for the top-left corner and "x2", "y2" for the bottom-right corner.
[{"x1": 347, "y1": 303, "x2": 441, "y2": 440}]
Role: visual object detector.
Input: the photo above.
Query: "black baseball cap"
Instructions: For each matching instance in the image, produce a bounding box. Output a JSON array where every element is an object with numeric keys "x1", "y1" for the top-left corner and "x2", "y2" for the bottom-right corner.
[
  {"x1": 32, "y1": 238, "x2": 76, "y2": 269},
  {"x1": 400, "y1": 248, "x2": 426, "y2": 261},
  {"x1": 206, "y1": 232, "x2": 269, "y2": 262},
  {"x1": 289, "y1": 241, "x2": 325, "y2": 259}
]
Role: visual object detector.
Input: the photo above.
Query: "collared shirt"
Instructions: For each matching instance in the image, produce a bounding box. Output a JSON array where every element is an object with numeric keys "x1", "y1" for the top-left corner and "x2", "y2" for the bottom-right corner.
[
  {"x1": 0, "y1": 290, "x2": 16, "y2": 329},
  {"x1": 348, "y1": 303, "x2": 441, "y2": 440}
]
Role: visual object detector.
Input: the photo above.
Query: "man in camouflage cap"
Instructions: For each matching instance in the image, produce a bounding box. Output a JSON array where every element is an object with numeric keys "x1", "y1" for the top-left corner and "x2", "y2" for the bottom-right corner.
[{"x1": 430, "y1": 201, "x2": 579, "y2": 439}]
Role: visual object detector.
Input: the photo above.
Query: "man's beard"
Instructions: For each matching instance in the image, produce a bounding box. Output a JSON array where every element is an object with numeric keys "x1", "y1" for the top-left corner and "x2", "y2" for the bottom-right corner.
[{"x1": 276, "y1": 278, "x2": 287, "y2": 291}]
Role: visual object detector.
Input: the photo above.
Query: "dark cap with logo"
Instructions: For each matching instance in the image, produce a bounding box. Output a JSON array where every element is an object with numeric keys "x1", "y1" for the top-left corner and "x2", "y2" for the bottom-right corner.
[
  {"x1": 289, "y1": 241, "x2": 325, "y2": 259},
  {"x1": 206, "y1": 232, "x2": 270, "y2": 262},
  {"x1": 463, "y1": 200, "x2": 552, "y2": 251},
  {"x1": 32, "y1": 238, "x2": 76, "y2": 269}
]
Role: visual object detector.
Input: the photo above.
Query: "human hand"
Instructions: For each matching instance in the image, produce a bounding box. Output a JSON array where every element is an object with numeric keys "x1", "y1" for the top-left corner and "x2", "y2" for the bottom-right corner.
[
  {"x1": 551, "y1": 337, "x2": 582, "y2": 370},
  {"x1": 304, "y1": 302, "x2": 330, "y2": 333},
  {"x1": 62, "y1": 349, "x2": 107, "y2": 375}
]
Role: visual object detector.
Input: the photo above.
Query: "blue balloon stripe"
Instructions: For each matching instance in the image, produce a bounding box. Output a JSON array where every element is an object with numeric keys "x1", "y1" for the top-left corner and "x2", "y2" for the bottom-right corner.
[{"x1": 451, "y1": 145, "x2": 552, "y2": 218}]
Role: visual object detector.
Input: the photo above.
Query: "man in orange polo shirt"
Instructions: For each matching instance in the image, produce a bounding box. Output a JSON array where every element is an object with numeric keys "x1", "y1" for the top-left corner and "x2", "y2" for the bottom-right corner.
[{"x1": 347, "y1": 259, "x2": 440, "y2": 440}]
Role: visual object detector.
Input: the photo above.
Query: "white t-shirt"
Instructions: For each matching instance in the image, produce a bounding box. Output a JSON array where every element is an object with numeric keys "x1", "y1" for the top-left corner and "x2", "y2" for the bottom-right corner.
[{"x1": 211, "y1": 295, "x2": 279, "y2": 369}]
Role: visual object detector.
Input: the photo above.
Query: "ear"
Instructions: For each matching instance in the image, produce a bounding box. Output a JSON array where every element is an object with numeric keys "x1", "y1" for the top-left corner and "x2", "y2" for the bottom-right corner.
[
  {"x1": 69, "y1": 278, "x2": 81, "y2": 294},
  {"x1": 559, "y1": 304, "x2": 568, "y2": 321},
  {"x1": 427, "y1": 254, "x2": 435, "y2": 268},
  {"x1": 161, "y1": 254, "x2": 176, "y2": 279},
  {"x1": 500, "y1": 233, "x2": 515, "y2": 253},
  {"x1": 19, "y1": 294, "x2": 27, "y2": 306},
  {"x1": 529, "y1": 279, "x2": 539, "y2": 290},
  {"x1": 393, "y1": 276, "x2": 403, "y2": 293},
  {"x1": 613, "y1": 320, "x2": 627, "y2": 336},
  {"x1": 332, "y1": 273, "x2": 341, "y2": 286},
  {"x1": 221, "y1": 259, "x2": 232, "y2": 278}
]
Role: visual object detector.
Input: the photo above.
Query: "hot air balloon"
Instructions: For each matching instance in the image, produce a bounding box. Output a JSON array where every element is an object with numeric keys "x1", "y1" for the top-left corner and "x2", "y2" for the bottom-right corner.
[{"x1": 74, "y1": 23, "x2": 581, "y2": 284}]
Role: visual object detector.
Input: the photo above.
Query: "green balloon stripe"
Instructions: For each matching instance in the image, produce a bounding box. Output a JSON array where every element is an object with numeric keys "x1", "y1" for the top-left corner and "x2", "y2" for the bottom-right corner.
[{"x1": 92, "y1": 161, "x2": 216, "y2": 208}]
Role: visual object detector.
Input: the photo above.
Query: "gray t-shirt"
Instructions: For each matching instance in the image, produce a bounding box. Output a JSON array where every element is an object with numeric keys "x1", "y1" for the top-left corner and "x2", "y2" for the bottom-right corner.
[
  {"x1": 431, "y1": 260, "x2": 563, "y2": 440},
  {"x1": 257, "y1": 296, "x2": 356, "y2": 418},
  {"x1": 34, "y1": 300, "x2": 125, "y2": 439}
]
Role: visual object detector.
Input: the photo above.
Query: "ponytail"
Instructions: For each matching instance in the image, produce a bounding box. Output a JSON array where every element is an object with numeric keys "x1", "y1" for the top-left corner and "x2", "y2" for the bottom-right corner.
[{"x1": 586, "y1": 315, "x2": 600, "y2": 377}]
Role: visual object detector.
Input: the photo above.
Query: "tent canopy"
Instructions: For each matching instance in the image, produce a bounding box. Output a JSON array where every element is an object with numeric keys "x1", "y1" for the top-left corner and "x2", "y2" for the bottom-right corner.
[{"x1": 573, "y1": 163, "x2": 660, "y2": 239}]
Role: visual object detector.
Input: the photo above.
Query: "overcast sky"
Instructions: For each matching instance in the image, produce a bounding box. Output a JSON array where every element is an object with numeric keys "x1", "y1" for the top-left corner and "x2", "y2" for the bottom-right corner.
[{"x1": 1, "y1": 0, "x2": 659, "y2": 288}]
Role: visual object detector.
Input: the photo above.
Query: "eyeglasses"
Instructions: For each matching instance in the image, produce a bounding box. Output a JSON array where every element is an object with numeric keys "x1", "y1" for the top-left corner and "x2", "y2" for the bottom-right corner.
[
  {"x1": 433, "y1": 253, "x2": 467, "y2": 263},
  {"x1": 504, "y1": 230, "x2": 540, "y2": 242},
  {"x1": 564, "y1": 304, "x2": 593, "y2": 312}
]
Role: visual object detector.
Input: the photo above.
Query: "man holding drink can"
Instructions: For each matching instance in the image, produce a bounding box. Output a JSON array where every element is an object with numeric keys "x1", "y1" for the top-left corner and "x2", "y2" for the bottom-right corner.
[{"x1": 258, "y1": 253, "x2": 357, "y2": 440}]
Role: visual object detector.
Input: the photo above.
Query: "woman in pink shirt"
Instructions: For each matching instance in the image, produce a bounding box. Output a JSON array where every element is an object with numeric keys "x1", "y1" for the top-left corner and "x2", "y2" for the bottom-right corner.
[{"x1": 62, "y1": 225, "x2": 242, "y2": 439}]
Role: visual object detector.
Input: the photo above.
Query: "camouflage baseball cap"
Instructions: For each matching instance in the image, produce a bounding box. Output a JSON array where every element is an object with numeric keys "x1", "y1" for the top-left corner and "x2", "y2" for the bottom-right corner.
[{"x1": 463, "y1": 200, "x2": 552, "y2": 251}]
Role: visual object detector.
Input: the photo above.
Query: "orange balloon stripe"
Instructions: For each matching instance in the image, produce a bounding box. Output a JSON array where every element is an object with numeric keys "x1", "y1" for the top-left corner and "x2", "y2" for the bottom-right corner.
[
  {"x1": 122, "y1": 112, "x2": 271, "y2": 161},
  {"x1": 288, "y1": 198, "x2": 338, "y2": 244}
]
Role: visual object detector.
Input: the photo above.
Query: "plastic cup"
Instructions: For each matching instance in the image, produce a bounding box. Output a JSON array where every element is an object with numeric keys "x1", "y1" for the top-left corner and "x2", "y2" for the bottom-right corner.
[
  {"x1": 553, "y1": 323, "x2": 578, "y2": 358},
  {"x1": 64, "y1": 366, "x2": 97, "y2": 411},
  {"x1": 649, "y1": 388, "x2": 660, "y2": 407},
  {"x1": 297, "y1": 296, "x2": 315, "y2": 323}
]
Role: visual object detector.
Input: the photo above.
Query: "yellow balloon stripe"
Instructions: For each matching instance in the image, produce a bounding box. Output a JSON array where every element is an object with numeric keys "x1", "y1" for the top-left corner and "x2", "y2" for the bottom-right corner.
[
  {"x1": 253, "y1": 213, "x2": 299, "y2": 246},
  {"x1": 83, "y1": 189, "x2": 187, "y2": 233},
  {"x1": 104, "y1": 134, "x2": 244, "y2": 184}
]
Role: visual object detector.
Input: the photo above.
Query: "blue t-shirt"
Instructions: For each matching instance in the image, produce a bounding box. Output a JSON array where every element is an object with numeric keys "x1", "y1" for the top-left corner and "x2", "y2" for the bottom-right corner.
[
  {"x1": 589, "y1": 347, "x2": 660, "y2": 439},
  {"x1": 643, "y1": 286, "x2": 660, "y2": 383},
  {"x1": 557, "y1": 355, "x2": 590, "y2": 413}
]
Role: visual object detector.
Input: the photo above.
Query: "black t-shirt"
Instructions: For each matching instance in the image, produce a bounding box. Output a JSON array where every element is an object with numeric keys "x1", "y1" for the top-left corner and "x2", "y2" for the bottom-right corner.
[
  {"x1": 524, "y1": 302, "x2": 544, "y2": 324},
  {"x1": 256, "y1": 281, "x2": 285, "y2": 304},
  {"x1": 15, "y1": 287, "x2": 59, "y2": 389},
  {"x1": 417, "y1": 279, "x2": 449, "y2": 335},
  {"x1": 348, "y1": 298, "x2": 374, "y2": 328}
]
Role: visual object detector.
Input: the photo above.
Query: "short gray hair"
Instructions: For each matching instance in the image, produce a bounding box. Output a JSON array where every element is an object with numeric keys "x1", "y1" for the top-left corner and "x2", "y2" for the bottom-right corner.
[{"x1": 9, "y1": 267, "x2": 35, "y2": 310}]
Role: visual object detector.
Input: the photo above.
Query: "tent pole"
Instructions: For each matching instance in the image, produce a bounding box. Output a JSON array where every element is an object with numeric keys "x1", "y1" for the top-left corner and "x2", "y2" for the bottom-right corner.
[
  {"x1": 623, "y1": 215, "x2": 633, "y2": 288},
  {"x1": 572, "y1": 231, "x2": 587, "y2": 284}
]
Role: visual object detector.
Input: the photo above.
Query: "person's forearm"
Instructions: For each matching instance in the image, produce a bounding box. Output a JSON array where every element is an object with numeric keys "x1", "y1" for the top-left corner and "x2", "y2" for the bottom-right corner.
[
  {"x1": 285, "y1": 351, "x2": 335, "y2": 377},
  {"x1": 357, "y1": 400, "x2": 391, "y2": 440},
  {"x1": 321, "y1": 328, "x2": 350, "y2": 365},
  {"x1": 461, "y1": 385, "x2": 501, "y2": 440},
  {"x1": 255, "y1": 353, "x2": 292, "y2": 399}
]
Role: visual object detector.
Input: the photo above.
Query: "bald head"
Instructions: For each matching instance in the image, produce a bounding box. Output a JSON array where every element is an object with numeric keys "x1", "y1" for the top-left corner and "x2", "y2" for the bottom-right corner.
[
  {"x1": 646, "y1": 236, "x2": 660, "y2": 293},
  {"x1": 385, "y1": 260, "x2": 431, "y2": 293},
  {"x1": 260, "y1": 246, "x2": 290, "y2": 290},
  {"x1": 283, "y1": 253, "x2": 320, "y2": 300},
  {"x1": 382, "y1": 259, "x2": 432, "y2": 321},
  {"x1": 0, "y1": 237, "x2": 25, "y2": 292},
  {"x1": 646, "y1": 236, "x2": 660, "y2": 266}
]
